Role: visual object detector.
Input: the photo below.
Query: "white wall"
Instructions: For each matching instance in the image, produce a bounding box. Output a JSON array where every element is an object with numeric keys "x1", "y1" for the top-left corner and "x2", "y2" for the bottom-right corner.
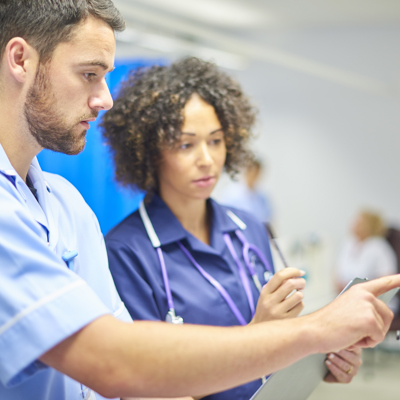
[{"x1": 215, "y1": 26, "x2": 400, "y2": 257}]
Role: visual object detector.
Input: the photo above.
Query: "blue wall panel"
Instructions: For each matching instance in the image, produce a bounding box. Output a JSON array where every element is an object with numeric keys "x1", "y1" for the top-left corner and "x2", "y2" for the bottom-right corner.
[{"x1": 37, "y1": 58, "x2": 164, "y2": 234}]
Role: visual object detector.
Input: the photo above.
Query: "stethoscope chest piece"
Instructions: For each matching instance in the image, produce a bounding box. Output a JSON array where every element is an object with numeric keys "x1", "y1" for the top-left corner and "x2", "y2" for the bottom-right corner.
[
  {"x1": 264, "y1": 271, "x2": 273, "y2": 283},
  {"x1": 166, "y1": 309, "x2": 184, "y2": 325}
]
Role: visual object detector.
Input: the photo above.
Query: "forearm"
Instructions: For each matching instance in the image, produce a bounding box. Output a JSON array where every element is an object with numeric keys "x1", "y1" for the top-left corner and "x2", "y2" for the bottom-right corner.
[
  {"x1": 40, "y1": 275, "x2": 400, "y2": 398},
  {"x1": 41, "y1": 315, "x2": 317, "y2": 398}
]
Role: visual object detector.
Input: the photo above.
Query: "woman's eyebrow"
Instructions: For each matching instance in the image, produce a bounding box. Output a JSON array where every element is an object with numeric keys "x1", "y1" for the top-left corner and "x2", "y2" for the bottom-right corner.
[{"x1": 180, "y1": 128, "x2": 223, "y2": 136}]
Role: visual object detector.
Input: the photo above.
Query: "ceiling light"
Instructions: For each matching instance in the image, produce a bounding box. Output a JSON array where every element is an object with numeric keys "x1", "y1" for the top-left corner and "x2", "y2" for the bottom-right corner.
[{"x1": 133, "y1": 0, "x2": 269, "y2": 27}]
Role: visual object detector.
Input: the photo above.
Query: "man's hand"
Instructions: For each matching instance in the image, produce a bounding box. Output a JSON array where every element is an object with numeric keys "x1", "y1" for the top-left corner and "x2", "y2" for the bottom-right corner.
[
  {"x1": 307, "y1": 275, "x2": 400, "y2": 354},
  {"x1": 251, "y1": 268, "x2": 306, "y2": 324}
]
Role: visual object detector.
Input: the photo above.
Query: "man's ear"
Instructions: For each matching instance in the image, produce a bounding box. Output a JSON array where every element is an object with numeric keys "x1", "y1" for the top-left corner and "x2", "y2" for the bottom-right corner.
[{"x1": 5, "y1": 37, "x2": 38, "y2": 83}]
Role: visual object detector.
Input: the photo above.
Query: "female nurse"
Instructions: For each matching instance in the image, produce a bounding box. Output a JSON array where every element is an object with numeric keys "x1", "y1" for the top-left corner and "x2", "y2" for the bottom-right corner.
[{"x1": 101, "y1": 57, "x2": 362, "y2": 400}]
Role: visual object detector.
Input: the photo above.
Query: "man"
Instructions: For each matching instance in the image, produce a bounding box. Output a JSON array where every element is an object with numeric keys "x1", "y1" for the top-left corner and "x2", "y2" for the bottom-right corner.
[{"x1": 0, "y1": 1, "x2": 399, "y2": 399}]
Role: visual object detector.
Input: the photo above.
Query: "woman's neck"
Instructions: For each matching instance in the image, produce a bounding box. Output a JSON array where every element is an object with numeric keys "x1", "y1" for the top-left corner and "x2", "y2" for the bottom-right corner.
[{"x1": 160, "y1": 192, "x2": 210, "y2": 245}]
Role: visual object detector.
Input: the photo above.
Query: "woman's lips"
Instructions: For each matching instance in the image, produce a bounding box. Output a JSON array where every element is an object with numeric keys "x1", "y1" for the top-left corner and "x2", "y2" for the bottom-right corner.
[{"x1": 192, "y1": 176, "x2": 216, "y2": 188}]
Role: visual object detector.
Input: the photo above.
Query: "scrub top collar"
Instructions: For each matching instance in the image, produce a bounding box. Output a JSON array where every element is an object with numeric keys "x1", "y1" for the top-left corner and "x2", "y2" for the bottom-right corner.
[
  {"x1": 0, "y1": 144, "x2": 59, "y2": 249},
  {"x1": 144, "y1": 194, "x2": 243, "y2": 256}
]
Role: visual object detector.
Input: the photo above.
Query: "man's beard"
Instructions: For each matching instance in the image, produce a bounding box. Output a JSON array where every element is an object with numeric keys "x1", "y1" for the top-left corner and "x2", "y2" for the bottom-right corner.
[{"x1": 24, "y1": 63, "x2": 97, "y2": 155}]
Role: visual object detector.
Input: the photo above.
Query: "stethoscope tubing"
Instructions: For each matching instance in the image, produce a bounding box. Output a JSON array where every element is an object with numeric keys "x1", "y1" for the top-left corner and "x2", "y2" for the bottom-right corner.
[
  {"x1": 223, "y1": 233, "x2": 256, "y2": 316},
  {"x1": 139, "y1": 201, "x2": 274, "y2": 325},
  {"x1": 178, "y1": 241, "x2": 248, "y2": 326},
  {"x1": 156, "y1": 247, "x2": 175, "y2": 311}
]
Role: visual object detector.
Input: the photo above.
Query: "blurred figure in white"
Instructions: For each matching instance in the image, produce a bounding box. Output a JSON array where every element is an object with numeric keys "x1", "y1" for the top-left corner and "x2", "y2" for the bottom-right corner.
[
  {"x1": 220, "y1": 158, "x2": 273, "y2": 224},
  {"x1": 335, "y1": 210, "x2": 397, "y2": 294}
]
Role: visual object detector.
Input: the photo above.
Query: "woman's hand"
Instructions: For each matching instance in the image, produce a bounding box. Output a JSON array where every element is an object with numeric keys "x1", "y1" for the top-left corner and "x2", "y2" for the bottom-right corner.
[
  {"x1": 324, "y1": 348, "x2": 362, "y2": 383},
  {"x1": 250, "y1": 268, "x2": 306, "y2": 324}
]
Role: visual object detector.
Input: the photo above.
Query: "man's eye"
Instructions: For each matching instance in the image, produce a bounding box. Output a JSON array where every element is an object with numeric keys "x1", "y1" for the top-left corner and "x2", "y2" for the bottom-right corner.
[{"x1": 84, "y1": 73, "x2": 97, "y2": 81}]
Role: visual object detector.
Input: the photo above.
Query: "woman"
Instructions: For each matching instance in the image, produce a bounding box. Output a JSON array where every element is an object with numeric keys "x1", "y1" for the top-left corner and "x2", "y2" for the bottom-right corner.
[
  {"x1": 101, "y1": 57, "x2": 361, "y2": 400},
  {"x1": 336, "y1": 209, "x2": 397, "y2": 293}
]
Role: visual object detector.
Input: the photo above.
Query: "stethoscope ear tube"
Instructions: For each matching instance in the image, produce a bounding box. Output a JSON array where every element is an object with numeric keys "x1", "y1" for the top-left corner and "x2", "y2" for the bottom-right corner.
[
  {"x1": 139, "y1": 201, "x2": 161, "y2": 247},
  {"x1": 139, "y1": 202, "x2": 184, "y2": 324}
]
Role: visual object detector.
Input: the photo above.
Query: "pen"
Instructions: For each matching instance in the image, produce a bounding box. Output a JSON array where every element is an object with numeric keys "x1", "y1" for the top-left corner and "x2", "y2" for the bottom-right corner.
[{"x1": 266, "y1": 223, "x2": 290, "y2": 268}]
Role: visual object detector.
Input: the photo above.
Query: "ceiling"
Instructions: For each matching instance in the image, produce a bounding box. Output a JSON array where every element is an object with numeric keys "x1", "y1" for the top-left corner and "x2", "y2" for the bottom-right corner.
[{"x1": 112, "y1": 0, "x2": 400, "y2": 95}]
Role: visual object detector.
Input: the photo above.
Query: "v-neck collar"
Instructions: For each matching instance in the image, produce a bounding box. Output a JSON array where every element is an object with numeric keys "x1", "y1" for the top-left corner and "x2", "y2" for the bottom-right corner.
[
  {"x1": 143, "y1": 194, "x2": 243, "y2": 255},
  {"x1": 0, "y1": 145, "x2": 59, "y2": 249}
]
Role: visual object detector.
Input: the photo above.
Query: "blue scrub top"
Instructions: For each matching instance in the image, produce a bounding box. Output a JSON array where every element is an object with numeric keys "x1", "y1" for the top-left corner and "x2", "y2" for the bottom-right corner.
[
  {"x1": 106, "y1": 194, "x2": 274, "y2": 400},
  {"x1": 0, "y1": 145, "x2": 131, "y2": 400}
]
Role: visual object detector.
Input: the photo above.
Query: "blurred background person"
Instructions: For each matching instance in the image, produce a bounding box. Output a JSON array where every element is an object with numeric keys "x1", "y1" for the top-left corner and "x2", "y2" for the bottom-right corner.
[
  {"x1": 217, "y1": 158, "x2": 273, "y2": 226},
  {"x1": 335, "y1": 209, "x2": 397, "y2": 294}
]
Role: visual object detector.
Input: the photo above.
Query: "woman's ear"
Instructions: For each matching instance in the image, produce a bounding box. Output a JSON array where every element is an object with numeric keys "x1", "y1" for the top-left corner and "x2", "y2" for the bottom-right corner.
[{"x1": 5, "y1": 37, "x2": 38, "y2": 83}]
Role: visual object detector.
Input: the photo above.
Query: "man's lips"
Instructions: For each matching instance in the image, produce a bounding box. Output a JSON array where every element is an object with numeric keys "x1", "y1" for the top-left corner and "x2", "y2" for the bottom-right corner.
[{"x1": 80, "y1": 118, "x2": 96, "y2": 129}]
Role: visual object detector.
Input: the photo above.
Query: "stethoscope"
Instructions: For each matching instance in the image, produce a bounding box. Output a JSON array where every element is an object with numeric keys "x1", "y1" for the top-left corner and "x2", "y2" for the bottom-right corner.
[{"x1": 139, "y1": 201, "x2": 275, "y2": 326}]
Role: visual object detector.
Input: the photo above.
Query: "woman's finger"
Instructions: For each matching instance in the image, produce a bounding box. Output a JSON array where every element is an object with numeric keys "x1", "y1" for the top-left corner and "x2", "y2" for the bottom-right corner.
[
  {"x1": 324, "y1": 350, "x2": 361, "y2": 384},
  {"x1": 270, "y1": 278, "x2": 306, "y2": 303},
  {"x1": 333, "y1": 348, "x2": 362, "y2": 366},
  {"x1": 278, "y1": 290, "x2": 304, "y2": 314},
  {"x1": 284, "y1": 299, "x2": 305, "y2": 318},
  {"x1": 262, "y1": 268, "x2": 305, "y2": 294},
  {"x1": 324, "y1": 361, "x2": 353, "y2": 383}
]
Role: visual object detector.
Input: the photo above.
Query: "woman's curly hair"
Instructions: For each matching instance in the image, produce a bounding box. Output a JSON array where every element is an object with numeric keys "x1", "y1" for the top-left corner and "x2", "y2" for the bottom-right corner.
[{"x1": 100, "y1": 57, "x2": 256, "y2": 197}]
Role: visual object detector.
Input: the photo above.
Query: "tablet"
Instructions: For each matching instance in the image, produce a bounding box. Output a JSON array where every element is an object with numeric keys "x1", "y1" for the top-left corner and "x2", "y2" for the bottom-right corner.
[
  {"x1": 250, "y1": 353, "x2": 327, "y2": 400},
  {"x1": 250, "y1": 277, "x2": 399, "y2": 400}
]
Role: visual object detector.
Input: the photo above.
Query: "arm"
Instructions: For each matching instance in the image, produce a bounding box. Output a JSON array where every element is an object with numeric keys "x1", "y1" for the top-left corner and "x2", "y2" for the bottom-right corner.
[{"x1": 40, "y1": 275, "x2": 399, "y2": 399}]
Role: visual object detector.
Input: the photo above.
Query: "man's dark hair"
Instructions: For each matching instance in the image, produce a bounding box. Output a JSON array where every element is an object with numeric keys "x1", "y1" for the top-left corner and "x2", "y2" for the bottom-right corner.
[
  {"x1": 101, "y1": 57, "x2": 256, "y2": 198},
  {"x1": 0, "y1": 0, "x2": 125, "y2": 63}
]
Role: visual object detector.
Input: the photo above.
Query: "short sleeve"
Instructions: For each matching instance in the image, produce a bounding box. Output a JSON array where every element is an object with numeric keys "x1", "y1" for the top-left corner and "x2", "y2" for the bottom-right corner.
[{"x1": 0, "y1": 180, "x2": 110, "y2": 387}]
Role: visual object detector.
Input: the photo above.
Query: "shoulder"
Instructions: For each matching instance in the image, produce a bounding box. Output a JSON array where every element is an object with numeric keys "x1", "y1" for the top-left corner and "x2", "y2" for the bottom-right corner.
[
  {"x1": 106, "y1": 208, "x2": 142, "y2": 240},
  {"x1": 43, "y1": 172, "x2": 102, "y2": 235},
  {"x1": 43, "y1": 172, "x2": 89, "y2": 215},
  {"x1": 367, "y1": 236, "x2": 395, "y2": 254},
  {"x1": 43, "y1": 172, "x2": 85, "y2": 202},
  {"x1": 211, "y1": 199, "x2": 269, "y2": 247},
  {"x1": 105, "y1": 208, "x2": 151, "y2": 253},
  {"x1": 213, "y1": 199, "x2": 266, "y2": 230}
]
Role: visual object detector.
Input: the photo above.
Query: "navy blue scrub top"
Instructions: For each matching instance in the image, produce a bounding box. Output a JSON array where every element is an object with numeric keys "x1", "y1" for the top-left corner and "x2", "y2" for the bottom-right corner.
[{"x1": 106, "y1": 194, "x2": 274, "y2": 400}]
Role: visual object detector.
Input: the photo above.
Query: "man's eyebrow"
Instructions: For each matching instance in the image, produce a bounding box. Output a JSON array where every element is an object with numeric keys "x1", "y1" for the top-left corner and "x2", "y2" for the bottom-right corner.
[{"x1": 77, "y1": 61, "x2": 115, "y2": 72}]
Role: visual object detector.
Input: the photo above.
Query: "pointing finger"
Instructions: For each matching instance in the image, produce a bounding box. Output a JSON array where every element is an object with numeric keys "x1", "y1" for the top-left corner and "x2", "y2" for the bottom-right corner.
[{"x1": 356, "y1": 274, "x2": 400, "y2": 298}]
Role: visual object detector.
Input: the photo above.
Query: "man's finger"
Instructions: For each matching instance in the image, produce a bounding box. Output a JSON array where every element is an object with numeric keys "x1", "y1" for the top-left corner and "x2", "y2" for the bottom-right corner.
[{"x1": 358, "y1": 274, "x2": 400, "y2": 297}]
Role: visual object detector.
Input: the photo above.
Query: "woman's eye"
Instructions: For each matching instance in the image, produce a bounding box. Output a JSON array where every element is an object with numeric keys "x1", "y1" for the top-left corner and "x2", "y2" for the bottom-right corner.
[
  {"x1": 210, "y1": 139, "x2": 222, "y2": 145},
  {"x1": 179, "y1": 143, "x2": 192, "y2": 149}
]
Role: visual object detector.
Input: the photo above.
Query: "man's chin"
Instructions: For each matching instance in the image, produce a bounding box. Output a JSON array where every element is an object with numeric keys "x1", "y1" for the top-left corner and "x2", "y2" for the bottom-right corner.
[
  {"x1": 46, "y1": 136, "x2": 87, "y2": 155},
  {"x1": 66, "y1": 138, "x2": 86, "y2": 155}
]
